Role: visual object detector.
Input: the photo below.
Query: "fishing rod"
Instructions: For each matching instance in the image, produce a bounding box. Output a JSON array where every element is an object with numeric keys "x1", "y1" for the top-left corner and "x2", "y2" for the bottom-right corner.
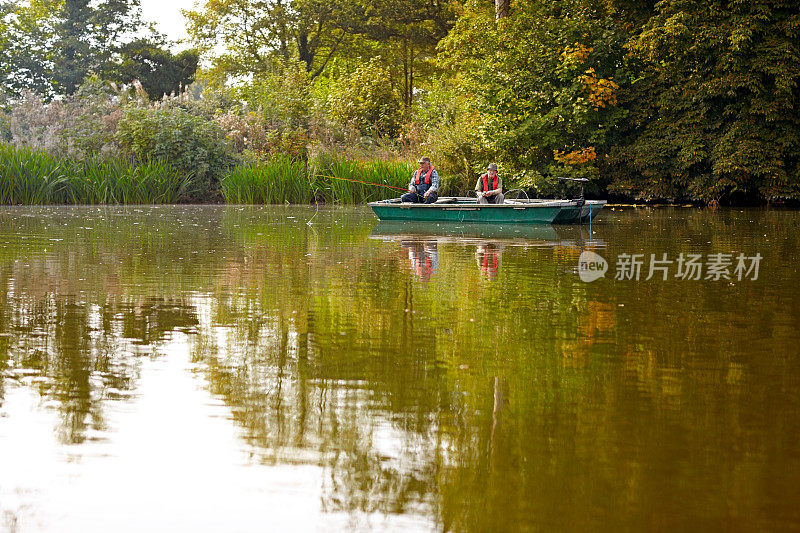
[{"x1": 314, "y1": 174, "x2": 408, "y2": 193}]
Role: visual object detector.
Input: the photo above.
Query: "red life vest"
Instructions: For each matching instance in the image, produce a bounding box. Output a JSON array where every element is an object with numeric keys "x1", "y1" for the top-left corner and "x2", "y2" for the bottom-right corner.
[
  {"x1": 415, "y1": 167, "x2": 434, "y2": 185},
  {"x1": 481, "y1": 252, "x2": 499, "y2": 277},
  {"x1": 482, "y1": 253, "x2": 498, "y2": 272},
  {"x1": 412, "y1": 254, "x2": 434, "y2": 281},
  {"x1": 482, "y1": 173, "x2": 499, "y2": 192}
]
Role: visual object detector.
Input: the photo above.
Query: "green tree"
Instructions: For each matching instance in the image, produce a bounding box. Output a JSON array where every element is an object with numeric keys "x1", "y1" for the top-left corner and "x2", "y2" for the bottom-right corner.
[
  {"x1": 438, "y1": 0, "x2": 629, "y2": 193},
  {"x1": 185, "y1": 0, "x2": 345, "y2": 81},
  {"x1": 109, "y1": 39, "x2": 199, "y2": 99},
  {"x1": 610, "y1": 0, "x2": 800, "y2": 202},
  {"x1": 185, "y1": 0, "x2": 452, "y2": 107},
  {"x1": 328, "y1": 57, "x2": 403, "y2": 137},
  {"x1": 1, "y1": 0, "x2": 146, "y2": 97},
  {"x1": 53, "y1": 0, "x2": 146, "y2": 94},
  {"x1": 330, "y1": 0, "x2": 454, "y2": 107},
  {"x1": 1, "y1": 0, "x2": 58, "y2": 97}
]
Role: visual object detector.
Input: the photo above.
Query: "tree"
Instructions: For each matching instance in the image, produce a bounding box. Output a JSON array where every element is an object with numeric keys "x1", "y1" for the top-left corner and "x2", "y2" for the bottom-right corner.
[
  {"x1": 185, "y1": 0, "x2": 342, "y2": 81},
  {"x1": 53, "y1": 0, "x2": 145, "y2": 94},
  {"x1": 328, "y1": 57, "x2": 403, "y2": 136},
  {"x1": 109, "y1": 40, "x2": 199, "y2": 99},
  {"x1": 609, "y1": 0, "x2": 800, "y2": 202},
  {"x1": 495, "y1": 0, "x2": 509, "y2": 20},
  {"x1": 1, "y1": 0, "x2": 146, "y2": 97},
  {"x1": 1, "y1": 0, "x2": 59, "y2": 98},
  {"x1": 438, "y1": 0, "x2": 629, "y2": 192},
  {"x1": 185, "y1": 0, "x2": 453, "y2": 107}
]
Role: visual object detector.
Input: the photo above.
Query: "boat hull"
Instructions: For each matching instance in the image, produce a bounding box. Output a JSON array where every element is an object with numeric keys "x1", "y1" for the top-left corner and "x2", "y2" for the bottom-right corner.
[{"x1": 368, "y1": 199, "x2": 605, "y2": 224}]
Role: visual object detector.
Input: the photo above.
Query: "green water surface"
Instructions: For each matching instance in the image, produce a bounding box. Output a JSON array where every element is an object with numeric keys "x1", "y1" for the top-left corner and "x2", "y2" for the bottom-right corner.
[{"x1": 0, "y1": 205, "x2": 798, "y2": 532}]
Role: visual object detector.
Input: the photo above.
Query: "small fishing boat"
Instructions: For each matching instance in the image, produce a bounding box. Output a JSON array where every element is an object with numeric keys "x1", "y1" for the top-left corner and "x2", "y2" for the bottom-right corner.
[
  {"x1": 369, "y1": 177, "x2": 604, "y2": 225},
  {"x1": 369, "y1": 197, "x2": 605, "y2": 225}
]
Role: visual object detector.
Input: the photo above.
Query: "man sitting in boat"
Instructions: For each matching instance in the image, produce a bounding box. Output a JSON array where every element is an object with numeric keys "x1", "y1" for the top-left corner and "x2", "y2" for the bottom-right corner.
[
  {"x1": 475, "y1": 163, "x2": 504, "y2": 204},
  {"x1": 401, "y1": 157, "x2": 440, "y2": 204}
]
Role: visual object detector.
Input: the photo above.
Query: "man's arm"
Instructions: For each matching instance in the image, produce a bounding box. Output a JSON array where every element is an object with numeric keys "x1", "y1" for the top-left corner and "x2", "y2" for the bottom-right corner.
[
  {"x1": 475, "y1": 176, "x2": 484, "y2": 197},
  {"x1": 428, "y1": 169, "x2": 440, "y2": 193}
]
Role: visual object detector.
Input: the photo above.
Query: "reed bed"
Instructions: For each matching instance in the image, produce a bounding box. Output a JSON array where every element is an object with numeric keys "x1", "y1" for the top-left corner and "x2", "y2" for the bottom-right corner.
[
  {"x1": 1, "y1": 143, "x2": 414, "y2": 205},
  {"x1": 221, "y1": 155, "x2": 413, "y2": 204},
  {"x1": 0, "y1": 144, "x2": 189, "y2": 205}
]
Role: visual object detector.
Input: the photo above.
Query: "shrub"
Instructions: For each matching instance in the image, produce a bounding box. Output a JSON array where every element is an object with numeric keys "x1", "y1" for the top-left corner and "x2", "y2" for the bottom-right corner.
[{"x1": 116, "y1": 105, "x2": 233, "y2": 199}]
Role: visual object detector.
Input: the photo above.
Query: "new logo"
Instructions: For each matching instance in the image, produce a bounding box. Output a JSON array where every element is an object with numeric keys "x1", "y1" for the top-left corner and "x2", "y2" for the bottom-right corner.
[{"x1": 578, "y1": 251, "x2": 608, "y2": 282}]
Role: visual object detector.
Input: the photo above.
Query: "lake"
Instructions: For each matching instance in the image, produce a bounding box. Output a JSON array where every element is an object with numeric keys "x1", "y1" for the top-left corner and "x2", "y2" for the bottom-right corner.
[{"x1": 1, "y1": 205, "x2": 798, "y2": 532}]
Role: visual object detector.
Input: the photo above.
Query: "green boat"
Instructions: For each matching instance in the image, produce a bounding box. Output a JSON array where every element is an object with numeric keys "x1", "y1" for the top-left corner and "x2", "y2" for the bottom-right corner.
[{"x1": 368, "y1": 197, "x2": 606, "y2": 224}]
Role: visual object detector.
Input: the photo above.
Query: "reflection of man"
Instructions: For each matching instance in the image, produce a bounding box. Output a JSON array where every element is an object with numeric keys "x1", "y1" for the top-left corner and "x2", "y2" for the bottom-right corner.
[
  {"x1": 475, "y1": 163, "x2": 504, "y2": 204},
  {"x1": 476, "y1": 243, "x2": 503, "y2": 279},
  {"x1": 401, "y1": 157, "x2": 440, "y2": 204},
  {"x1": 403, "y1": 241, "x2": 439, "y2": 282}
]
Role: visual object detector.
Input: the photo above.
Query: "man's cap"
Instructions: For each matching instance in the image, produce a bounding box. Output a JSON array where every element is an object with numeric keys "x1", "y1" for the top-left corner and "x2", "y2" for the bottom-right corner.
[
  {"x1": 487, "y1": 163, "x2": 498, "y2": 171},
  {"x1": 418, "y1": 156, "x2": 431, "y2": 163}
]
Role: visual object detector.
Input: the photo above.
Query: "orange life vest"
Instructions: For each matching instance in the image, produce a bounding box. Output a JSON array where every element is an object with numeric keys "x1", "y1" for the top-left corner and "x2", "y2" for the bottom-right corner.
[
  {"x1": 482, "y1": 173, "x2": 498, "y2": 192},
  {"x1": 415, "y1": 167, "x2": 434, "y2": 185}
]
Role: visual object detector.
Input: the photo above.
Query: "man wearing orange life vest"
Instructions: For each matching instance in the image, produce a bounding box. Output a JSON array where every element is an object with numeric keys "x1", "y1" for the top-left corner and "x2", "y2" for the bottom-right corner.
[
  {"x1": 475, "y1": 163, "x2": 504, "y2": 204},
  {"x1": 401, "y1": 156, "x2": 440, "y2": 203}
]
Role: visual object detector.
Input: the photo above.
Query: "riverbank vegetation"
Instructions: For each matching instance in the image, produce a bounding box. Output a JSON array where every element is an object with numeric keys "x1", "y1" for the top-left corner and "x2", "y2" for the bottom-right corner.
[
  {"x1": 1, "y1": 0, "x2": 798, "y2": 205},
  {"x1": 0, "y1": 143, "x2": 188, "y2": 204}
]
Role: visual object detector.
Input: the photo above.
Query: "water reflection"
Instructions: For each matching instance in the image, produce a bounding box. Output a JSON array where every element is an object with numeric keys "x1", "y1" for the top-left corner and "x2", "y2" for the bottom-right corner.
[
  {"x1": 1, "y1": 206, "x2": 799, "y2": 531},
  {"x1": 476, "y1": 243, "x2": 503, "y2": 279},
  {"x1": 371, "y1": 219, "x2": 565, "y2": 242},
  {"x1": 402, "y1": 241, "x2": 439, "y2": 282}
]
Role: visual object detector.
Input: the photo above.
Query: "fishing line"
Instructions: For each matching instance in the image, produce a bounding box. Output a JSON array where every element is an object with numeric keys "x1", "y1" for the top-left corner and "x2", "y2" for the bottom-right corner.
[
  {"x1": 314, "y1": 174, "x2": 408, "y2": 193},
  {"x1": 307, "y1": 187, "x2": 320, "y2": 226}
]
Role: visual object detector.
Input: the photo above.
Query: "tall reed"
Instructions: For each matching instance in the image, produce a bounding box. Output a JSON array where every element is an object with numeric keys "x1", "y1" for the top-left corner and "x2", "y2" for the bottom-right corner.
[
  {"x1": 0, "y1": 143, "x2": 189, "y2": 205},
  {"x1": 220, "y1": 153, "x2": 413, "y2": 204},
  {"x1": 0, "y1": 144, "x2": 70, "y2": 204},
  {"x1": 221, "y1": 155, "x2": 315, "y2": 204},
  {"x1": 69, "y1": 158, "x2": 190, "y2": 204}
]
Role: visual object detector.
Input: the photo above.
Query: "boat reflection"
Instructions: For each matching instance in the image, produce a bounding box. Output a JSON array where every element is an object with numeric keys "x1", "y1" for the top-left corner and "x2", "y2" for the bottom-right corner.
[{"x1": 370, "y1": 220, "x2": 602, "y2": 247}]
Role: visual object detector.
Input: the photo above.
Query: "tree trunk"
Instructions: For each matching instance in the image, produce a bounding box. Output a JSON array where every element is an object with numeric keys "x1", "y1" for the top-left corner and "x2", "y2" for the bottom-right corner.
[
  {"x1": 402, "y1": 39, "x2": 410, "y2": 109},
  {"x1": 298, "y1": 32, "x2": 313, "y2": 72},
  {"x1": 495, "y1": 0, "x2": 509, "y2": 20},
  {"x1": 408, "y1": 42, "x2": 414, "y2": 108}
]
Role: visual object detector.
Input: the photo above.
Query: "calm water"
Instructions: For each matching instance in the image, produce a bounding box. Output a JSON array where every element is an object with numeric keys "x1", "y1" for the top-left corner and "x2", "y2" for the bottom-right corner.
[{"x1": 0, "y1": 205, "x2": 798, "y2": 532}]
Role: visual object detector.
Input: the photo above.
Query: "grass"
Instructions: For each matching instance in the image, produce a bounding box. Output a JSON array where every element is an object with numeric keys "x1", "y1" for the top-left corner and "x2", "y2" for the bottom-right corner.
[
  {"x1": 221, "y1": 154, "x2": 414, "y2": 204},
  {"x1": 0, "y1": 143, "x2": 189, "y2": 205}
]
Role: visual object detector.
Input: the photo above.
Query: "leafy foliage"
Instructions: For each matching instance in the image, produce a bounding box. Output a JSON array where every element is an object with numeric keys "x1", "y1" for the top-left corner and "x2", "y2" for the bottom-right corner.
[
  {"x1": 328, "y1": 58, "x2": 404, "y2": 137},
  {"x1": 116, "y1": 105, "x2": 233, "y2": 199},
  {"x1": 609, "y1": 0, "x2": 800, "y2": 202},
  {"x1": 108, "y1": 39, "x2": 199, "y2": 99},
  {"x1": 439, "y1": 0, "x2": 629, "y2": 195}
]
